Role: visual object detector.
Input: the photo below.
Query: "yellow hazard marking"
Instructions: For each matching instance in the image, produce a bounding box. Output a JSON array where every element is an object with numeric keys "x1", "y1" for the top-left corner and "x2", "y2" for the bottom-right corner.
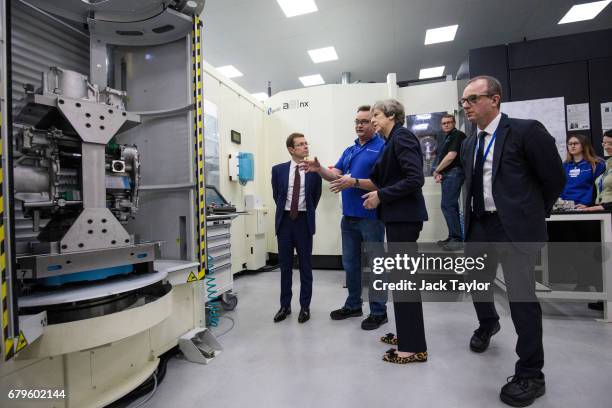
[
  {"x1": 187, "y1": 271, "x2": 198, "y2": 282},
  {"x1": 192, "y1": 17, "x2": 207, "y2": 280},
  {"x1": 4, "y1": 338, "x2": 14, "y2": 358},
  {"x1": 15, "y1": 331, "x2": 28, "y2": 353}
]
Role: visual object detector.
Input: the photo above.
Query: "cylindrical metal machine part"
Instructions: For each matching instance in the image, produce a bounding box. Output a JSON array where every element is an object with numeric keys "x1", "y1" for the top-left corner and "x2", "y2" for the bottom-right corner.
[
  {"x1": 49, "y1": 67, "x2": 88, "y2": 99},
  {"x1": 14, "y1": 166, "x2": 50, "y2": 193},
  {"x1": 341, "y1": 72, "x2": 351, "y2": 85},
  {"x1": 23, "y1": 200, "x2": 82, "y2": 208}
]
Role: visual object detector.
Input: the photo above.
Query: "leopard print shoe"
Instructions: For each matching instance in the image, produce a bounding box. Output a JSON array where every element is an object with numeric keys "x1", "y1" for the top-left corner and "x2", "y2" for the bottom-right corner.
[
  {"x1": 380, "y1": 333, "x2": 398, "y2": 345},
  {"x1": 382, "y1": 349, "x2": 428, "y2": 364}
]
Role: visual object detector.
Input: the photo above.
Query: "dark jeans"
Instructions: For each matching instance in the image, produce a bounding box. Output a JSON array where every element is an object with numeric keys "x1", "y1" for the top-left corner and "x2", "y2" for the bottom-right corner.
[
  {"x1": 385, "y1": 222, "x2": 427, "y2": 352},
  {"x1": 341, "y1": 216, "x2": 386, "y2": 315},
  {"x1": 440, "y1": 166, "x2": 465, "y2": 241},
  {"x1": 465, "y1": 212, "x2": 543, "y2": 378},
  {"x1": 277, "y1": 212, "x2": 313, "y2": 309}
]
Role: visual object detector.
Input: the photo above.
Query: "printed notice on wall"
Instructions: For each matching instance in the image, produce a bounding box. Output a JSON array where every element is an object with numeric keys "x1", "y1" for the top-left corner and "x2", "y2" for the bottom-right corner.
[
  {"x1": 601, "y1": 102, "x2": 612, "y2": 131},
  {"x1": 566, "y1": 103, "x2": 590, "y2": 131},
  {"x1": 502, "y1": 97, "x2": 566, "y2": 158}
]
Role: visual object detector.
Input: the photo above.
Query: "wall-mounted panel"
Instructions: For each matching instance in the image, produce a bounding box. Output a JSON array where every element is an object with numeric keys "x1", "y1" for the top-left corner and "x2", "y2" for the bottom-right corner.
[
  {"x1": 508, "y1": 29, "x2": 612, "y2": 70},
  {"x1": 510, "y1": 62, "x2": 590, "y2": 141},
  {"x1": 589, "y1": 57, "x2": 612, "y2": 155}
]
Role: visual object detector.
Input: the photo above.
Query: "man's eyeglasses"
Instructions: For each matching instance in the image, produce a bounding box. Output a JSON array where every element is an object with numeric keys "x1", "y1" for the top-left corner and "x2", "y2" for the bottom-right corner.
[
  {"x1": 441, "y1": 121, "x2": 455, "y2": 126},
  {"x1": 459, "y1": 94, "x2": 492, "y2": 106},
  {"x1": 293, "y1": 142, "x2": 308, "y2": 148},
  {"x1": 354, "y1": 120, "x2": 371, "y2": 126}
]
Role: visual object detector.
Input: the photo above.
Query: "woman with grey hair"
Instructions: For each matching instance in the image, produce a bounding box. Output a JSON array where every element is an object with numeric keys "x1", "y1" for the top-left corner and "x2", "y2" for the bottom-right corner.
[{"x1": 363, "y1": 99, "x2": 429, "y2": 363}]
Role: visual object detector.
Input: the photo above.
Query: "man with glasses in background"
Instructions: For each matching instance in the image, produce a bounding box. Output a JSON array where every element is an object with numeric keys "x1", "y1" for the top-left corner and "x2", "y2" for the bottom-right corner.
[
  {"x1": 433, "y1": 114, "x2": 466, "y2": 250},
  {"x1": 460, "y1": 76, "x2": 565, "y2": 407},
  {"x1": 301, "y1": 105, "x2": 388, "y2": 330}
]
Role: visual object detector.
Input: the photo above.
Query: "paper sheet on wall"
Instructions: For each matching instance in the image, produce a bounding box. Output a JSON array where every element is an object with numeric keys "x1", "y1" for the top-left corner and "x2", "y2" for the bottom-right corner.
[
  {"x1": 501, "y1": 97, "x2": 566, "y2": 158},
  {"x1": 601, "y1": 102, "x2": 612, "y2": 132},
  {"x1": 566, "y1": 103, "x2": 590, "y2": 131}
]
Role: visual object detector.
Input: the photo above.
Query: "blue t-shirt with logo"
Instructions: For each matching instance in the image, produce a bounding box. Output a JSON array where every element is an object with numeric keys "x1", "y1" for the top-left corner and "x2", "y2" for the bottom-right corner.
[
  {"x1": 560, "y1": 159, "x2": 606, "y2": 205},
  {"x1": 334, "y1": 135, "x2": 386, "y2": 219}
]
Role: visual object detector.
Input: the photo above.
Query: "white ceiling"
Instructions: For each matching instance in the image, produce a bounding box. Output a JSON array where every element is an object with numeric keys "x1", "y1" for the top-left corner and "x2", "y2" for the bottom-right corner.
[{"x1": 202, "y1": 0, "x2": 612, "y2": 95}]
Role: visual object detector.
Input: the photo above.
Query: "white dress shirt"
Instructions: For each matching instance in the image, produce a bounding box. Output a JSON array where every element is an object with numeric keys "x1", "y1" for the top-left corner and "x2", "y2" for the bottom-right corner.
[
  {"x1": 285, "y1": 160, "x2": 307, "y2": 211},
  {"x1": 474, "y1": 112, "x2": 502, "y2": 211}
]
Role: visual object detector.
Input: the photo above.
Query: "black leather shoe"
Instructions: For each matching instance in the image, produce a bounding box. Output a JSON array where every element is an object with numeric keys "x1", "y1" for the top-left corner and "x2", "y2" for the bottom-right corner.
[
  {"x1": 273, "y1": 307, "x2": 291, "y2": 323},
  {"x1": 298, "y1": 307, "x2": 310, "y2": 323},
  {"x1": 361, "y1": 313, "x2": 388, "y2": 330},
  {"x1": 470, "y1": 321, "x2": 500, "y2": 352},
  {"x1": 330, "y1": 306, "x2": 363, "y2": 320},
  {"x1": 500, "y1": 375, "x2": 545, "y2": 407}
]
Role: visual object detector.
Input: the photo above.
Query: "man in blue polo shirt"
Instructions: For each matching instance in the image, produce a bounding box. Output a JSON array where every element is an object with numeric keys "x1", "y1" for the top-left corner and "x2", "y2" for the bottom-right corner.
[{"x1": 301, "y1": 105, "x2": 387, "y2": 330}]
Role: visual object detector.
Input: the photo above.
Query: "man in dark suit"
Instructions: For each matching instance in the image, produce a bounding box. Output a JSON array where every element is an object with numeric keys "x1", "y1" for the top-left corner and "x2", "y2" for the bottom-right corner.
[
  {"x1": 460, "y1": 76, "x2": 565, "y2": 407},
  {"x1": 271, "y1": 133, "x2": 322, "y2": 324}
]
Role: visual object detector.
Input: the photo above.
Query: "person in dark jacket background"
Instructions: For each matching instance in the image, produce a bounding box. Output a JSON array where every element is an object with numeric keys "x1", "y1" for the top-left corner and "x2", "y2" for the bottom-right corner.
[{"x1": 433, "y1": 113, "x2": 466, "y2": 249}]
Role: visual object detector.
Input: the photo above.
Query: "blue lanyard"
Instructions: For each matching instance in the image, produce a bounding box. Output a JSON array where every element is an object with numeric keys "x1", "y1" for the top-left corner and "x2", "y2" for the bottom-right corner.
[{"x1": 474, "y1": 130, "x2": 497, "y2": 168}]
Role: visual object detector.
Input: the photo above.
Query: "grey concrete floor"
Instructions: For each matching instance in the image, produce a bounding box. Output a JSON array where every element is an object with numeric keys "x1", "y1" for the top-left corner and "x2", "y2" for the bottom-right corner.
[{"x1": 146, "y1": 269, "x2": 612, "y2": 408}]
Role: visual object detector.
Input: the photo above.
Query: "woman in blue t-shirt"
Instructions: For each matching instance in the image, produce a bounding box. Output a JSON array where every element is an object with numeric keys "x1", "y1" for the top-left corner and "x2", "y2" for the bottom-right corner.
[{"x1": 560, "y1": 134, "x2": 605, "y2": 206}]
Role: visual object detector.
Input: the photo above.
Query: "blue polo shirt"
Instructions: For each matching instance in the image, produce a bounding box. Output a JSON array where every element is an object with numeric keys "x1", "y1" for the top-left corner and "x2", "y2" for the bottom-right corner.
[
  {"x1": 560, "y1": 159, "x2": 606, "y2": 205},
  {"x1": 334, "y1": 134, "x2": 386, "y2": 219}
]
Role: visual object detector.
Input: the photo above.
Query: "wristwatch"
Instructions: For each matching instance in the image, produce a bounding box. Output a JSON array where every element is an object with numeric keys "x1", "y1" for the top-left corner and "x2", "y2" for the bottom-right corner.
[{"x1": 354, "y1": 178, "x2": 360, "y2": 187}]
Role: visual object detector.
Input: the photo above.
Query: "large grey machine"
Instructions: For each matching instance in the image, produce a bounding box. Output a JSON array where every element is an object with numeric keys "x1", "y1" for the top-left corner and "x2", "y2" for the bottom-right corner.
[{"x1": 0, "y1": 1, "x2": 216, "y2": 407}]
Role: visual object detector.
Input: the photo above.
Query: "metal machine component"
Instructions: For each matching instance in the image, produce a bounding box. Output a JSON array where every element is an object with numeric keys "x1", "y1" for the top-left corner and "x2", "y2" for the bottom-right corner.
[
  {"x1": 14, "y1": 125, "x2": 140, "y2": 223},
  {"x1": 14, "y1": 67, "x2": 142, "y2": 258}
]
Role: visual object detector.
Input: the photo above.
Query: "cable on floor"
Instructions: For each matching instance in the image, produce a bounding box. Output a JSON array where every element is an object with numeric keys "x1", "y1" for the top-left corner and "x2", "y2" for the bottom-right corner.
[
  {"x1": 211, "y1": 315, "x2": 235, "y2": 338},
  {"x1": 127, "y1": 371, "x2": 157, "y2": 408}
]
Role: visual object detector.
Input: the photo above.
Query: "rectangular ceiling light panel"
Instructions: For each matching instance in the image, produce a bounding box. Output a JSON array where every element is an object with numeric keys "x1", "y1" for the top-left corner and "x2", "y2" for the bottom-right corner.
[
  {"x1": 424, "y1": 24, "x2": 459, "y2": 44},
  {"x1": 558, "y1": 0, "x2": 611, "y2": 24},
  {"x1": 308, "y1": 46, "x2": 338, "y2": 63},
  {"x1": 216, "y1": 65, "x2": 243, "y2": 78},
  {"x1": 277, "y1": 0, "x2": 318, "y2": 17},
  {"x1": 299, "y1": 74, "x2": 325, "y2": 87},
  {"x1": 419, "y1": 66, "x2": 445, "y2": 79}
]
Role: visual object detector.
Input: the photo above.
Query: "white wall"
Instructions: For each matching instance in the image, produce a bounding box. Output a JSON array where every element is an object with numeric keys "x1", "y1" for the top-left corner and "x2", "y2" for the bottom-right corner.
[
  {"x1": 263, "y1": 83, "x2": 389, "y2": 255},
  {"x1": 400, "y1": 80, "x2": 459, "y2": 116},
  {"x1": 202, "y1": 61, "x2": 265, "y2": 273},
  {"x1": 399, "y1": 81, "x2": 460, "y2": 242}
]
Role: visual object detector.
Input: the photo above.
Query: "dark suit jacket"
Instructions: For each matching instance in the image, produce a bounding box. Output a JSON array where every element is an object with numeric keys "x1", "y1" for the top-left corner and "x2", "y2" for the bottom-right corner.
[
  {"x1": 271, "y1": 161, "x2": 322, "y2": 235},
  {"x1": 369, "y1": 123, "x2": 428, "y2": 223},
  {"x1": 461, "y1": 113, "x2": 566, "y2": 242}
]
